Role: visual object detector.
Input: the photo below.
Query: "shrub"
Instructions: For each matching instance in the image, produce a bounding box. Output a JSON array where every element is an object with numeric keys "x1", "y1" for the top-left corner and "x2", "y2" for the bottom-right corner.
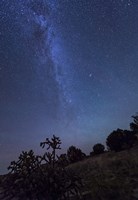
[
  {"x1": 1, "y1": 150, "x2": 43, "y2": 199},
  {"x1": 130, "y1": 114, "x2": 138, "y2": 135},
  {"x1": 67, "y1": 146, "x2": 86, "y2": 164},
  {"x1": 93, "y1": 143, "x2": 105, "y2": 155},
  {"x1": 1, "y1": 135, "x2": 82, "y2": 200},
  {"x1": 106, "y1": 129, "x2": 137, "y2": 152}
]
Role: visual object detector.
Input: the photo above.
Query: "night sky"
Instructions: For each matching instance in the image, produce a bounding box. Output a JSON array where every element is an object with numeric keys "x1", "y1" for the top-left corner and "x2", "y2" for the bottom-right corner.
[{"x1": 0, "y1": 0, "x2": 138, "y2": 174}]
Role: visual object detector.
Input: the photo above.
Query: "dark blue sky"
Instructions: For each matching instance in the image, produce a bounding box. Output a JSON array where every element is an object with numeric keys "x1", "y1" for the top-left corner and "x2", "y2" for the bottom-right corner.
[{"x1": 0, "y1": 0, "x2": 138, "y2": 174}]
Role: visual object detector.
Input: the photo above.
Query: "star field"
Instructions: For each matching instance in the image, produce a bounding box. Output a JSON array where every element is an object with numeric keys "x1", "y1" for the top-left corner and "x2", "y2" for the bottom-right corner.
[{"x1": 0, "y1": 0, "x2": 138, "y2": 174}]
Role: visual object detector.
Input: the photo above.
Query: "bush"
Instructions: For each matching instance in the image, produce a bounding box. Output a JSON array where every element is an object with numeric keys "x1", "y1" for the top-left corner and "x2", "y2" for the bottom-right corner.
[
  {"x1": 106, "y1": 129, "x2": 137, "y2": 152},
  {"x1": 130, "y1": 114, "x2": 138, "y2": 135},
  {"x1": 67, "y1": 146, "x2": 86, "y2": 164},
  {"x1": 1, "y1": 135, "x2": 82, "y2": 200},
  {"x1": 93, "y1": 143, "x2": 105, "y2": 155},
  {"x1": 1, "y1": 150, "x2": 43, "y2": 199}
]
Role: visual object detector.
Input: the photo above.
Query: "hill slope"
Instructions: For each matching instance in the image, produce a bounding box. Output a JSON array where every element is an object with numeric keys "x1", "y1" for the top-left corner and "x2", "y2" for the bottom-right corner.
[{"x1": 69, "y1": 146, "x2": 138, "y2": 200}]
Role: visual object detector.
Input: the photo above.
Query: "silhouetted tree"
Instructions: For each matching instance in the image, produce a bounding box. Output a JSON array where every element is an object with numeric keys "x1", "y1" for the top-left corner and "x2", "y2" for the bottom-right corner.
[
  {"x1": 130, "y1": 114, "x2": 138, "y2": 134},
  {"x1": 93, "y1": 143, "x2": 105, "y2": 155},
  {"x1": 40, "y1": 134, "x2": 61, "y2": 168},
  {"x1": 40, "y1": 135, "x2": 82, "y2": 200},
  {"x1": 106, "y1": 129, "x2": 137, "y2": 152},
  {"x1": 67, "y1": 146, "x2": 86, "y2": 163}
]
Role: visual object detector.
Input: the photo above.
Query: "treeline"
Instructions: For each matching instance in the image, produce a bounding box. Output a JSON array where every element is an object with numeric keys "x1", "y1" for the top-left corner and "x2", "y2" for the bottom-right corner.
[
  {"x1": 100, "y1": 114, "x2": 138, "y2": 153},
  {"x1": 92, "y1": 114, "x2": 138, "y2": 155},
  {"x1": 59, "y1": 114, "x2": 138, "y2": 164},
  {"x1": 0, "y1": 114, "x2": 138, "y2": 200}
]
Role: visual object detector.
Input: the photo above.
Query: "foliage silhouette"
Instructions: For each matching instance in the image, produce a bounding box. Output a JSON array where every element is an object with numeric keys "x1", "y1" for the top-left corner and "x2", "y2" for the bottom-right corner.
[
  {"x1": 1, "y1": 150, "x2": 43, "y2": 199},
  {"x1": 106, "y1": 129, "x2": 137, "y2": 152},
  {"x1": 1, "y1": 135, "x2": 82, "y2": 200},
  {"x1": 130, "y1": 114, "x2": 138, "y2": 134},
  {"x1": 40, "y1": 135, "x2": 61, "y2": 168},
  {"x1": 67, "y1": 146, "x2": 86, "y2": 164},
  {"x1": 93, "y1": 143, "x2": 105, "y2": 155}
]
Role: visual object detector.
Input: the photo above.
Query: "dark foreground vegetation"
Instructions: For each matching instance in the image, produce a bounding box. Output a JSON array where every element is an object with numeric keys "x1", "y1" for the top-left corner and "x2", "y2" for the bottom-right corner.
[
  {"x1": 0, "y1": 135, "x2": 82, "y2": 200},
  {"x1": 0, "y1": 114, "x2": 138, "y2": 199}
]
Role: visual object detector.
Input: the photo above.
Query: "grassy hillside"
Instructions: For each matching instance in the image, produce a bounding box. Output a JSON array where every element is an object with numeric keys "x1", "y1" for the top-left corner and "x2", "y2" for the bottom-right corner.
[{"x1": 68, "y1": 146, "x2": 138, "y2": 200}]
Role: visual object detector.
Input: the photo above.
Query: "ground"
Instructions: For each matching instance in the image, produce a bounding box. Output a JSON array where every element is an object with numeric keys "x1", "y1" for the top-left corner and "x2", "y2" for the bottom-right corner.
[{"x1": 68, "y1": 146, "x2": 138, "y2": 200}]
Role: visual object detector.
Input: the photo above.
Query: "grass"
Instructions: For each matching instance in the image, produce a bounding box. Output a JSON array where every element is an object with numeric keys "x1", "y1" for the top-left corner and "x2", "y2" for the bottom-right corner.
[{"x1": 68, "y1": 146, "x2": 138, "y2": 200}]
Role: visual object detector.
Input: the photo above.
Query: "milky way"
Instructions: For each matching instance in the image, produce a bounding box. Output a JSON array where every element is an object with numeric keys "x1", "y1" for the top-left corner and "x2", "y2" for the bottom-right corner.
[
  {"x1": 0, "y1": 0, "x2": 74, "y2": 111},
  {"x1": 0, "y1": 0, "x2": 138, "y2": 174}
]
